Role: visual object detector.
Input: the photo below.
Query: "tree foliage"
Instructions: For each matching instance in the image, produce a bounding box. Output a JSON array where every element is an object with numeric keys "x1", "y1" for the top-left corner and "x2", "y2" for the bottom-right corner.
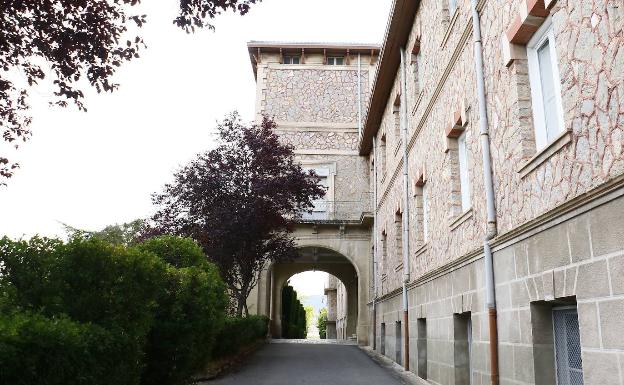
[
  {"x1": 63, "y1": 219, "x2": 146, "y2": 247},
  {"x1": 281, "y1": 285, "x2": 306, "y2": 339},
  {"x1": 317, "y1": 308, "x2": 328, "y2": 339},
  {"x1": 150, "y1": 113, "x2": 324, "y2": 316},
  {"x1": 0, "y1": 0, "x2": 260, "y2": 184}
]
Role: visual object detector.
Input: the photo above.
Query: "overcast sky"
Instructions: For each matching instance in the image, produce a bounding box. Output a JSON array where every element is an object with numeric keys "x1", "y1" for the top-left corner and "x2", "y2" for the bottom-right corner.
[{"x1": 0, "y1": 0, "x2": 391, "y2": 296}]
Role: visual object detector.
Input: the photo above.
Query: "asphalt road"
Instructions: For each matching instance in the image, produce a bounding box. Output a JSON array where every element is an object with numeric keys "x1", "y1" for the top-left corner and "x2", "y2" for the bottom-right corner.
[{"x1": 208, "y1": 341, "x2": 406, "y2": 385}]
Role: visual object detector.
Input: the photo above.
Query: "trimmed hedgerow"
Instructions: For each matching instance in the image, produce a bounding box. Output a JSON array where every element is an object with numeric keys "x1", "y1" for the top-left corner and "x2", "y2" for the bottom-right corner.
[
  {"x1": 136, "y1": 236, "x2": 228, "y2": 385},
  {"x1": 212, "y1": 315, "x2": 270, "y2": 359}
]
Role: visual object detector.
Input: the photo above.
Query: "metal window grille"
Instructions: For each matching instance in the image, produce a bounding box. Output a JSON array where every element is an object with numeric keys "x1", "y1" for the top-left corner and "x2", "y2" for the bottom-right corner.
[{"x1": 553, "y1": 308, "x2": 584, "y2": 385}]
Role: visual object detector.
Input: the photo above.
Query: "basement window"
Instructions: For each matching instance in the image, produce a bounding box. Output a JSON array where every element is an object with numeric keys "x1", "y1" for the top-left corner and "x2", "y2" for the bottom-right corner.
[
  {"x1": 454, "y1": 312, "x2": 473, "y2": 385},
  {"x1": 417, "y1": 318, "x2": 428, "y2": 379},
  {"x1": 395, "y1": 321, "x2": 402, "y2": 365},
  {"x1": 327, "y1": 56, "x2": 345, "y2": 65}
]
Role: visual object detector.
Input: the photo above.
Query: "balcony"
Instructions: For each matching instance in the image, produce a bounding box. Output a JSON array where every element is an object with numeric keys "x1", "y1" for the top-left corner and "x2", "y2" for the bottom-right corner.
[{"x1": 297, "y1": 193, "x2": 372, "y2": 223}]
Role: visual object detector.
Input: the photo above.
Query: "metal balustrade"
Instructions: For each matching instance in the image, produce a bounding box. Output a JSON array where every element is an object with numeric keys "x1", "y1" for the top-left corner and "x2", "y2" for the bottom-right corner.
[{"x1": 297, "y1": 193, "x2": 372, "y2": 222}]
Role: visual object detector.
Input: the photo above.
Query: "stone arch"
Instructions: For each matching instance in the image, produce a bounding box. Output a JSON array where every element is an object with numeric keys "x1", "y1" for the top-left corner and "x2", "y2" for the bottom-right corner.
[{"x1": 268, "y1": 245, "x2": 360, "y2": 340}]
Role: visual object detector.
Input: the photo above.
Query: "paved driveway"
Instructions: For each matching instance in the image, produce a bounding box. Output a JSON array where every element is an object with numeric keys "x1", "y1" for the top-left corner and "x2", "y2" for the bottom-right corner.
[{"x1": 208, "y1": 340, "x2": 406, "y2": 385}]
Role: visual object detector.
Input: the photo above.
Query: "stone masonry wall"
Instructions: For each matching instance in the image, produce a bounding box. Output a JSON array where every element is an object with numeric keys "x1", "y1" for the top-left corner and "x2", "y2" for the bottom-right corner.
[
  {"x1": 263, "y1": 67, "x2": 370, "y2": 124},
  {"x1": 369, "y1": 0, "x2": 624, "y2": 384}
]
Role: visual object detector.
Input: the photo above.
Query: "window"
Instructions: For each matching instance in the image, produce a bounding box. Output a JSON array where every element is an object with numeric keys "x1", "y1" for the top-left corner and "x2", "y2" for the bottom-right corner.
[
  {"x1": 395, "y1": 211, "x2": 403, "y2": 262},
  {"x1": 412, "y1": 51, "x2": 423, "y2": 94},
  {"x1": 417, "y1": 318, "x2": 427, "y2": 379},
  {"x1": 553, "y1": 307, "x2": 584, "y2": 385},
  {"x1": 458, "y1": 131, "x2": 471, "y2": 211},
  {"x1": 380, "y1": 134, "x2": 387, "y2": 179},
  {"x1": 527, "y1": 17, "x2": 564, "y2": 150},
  {"x1": 531, "y1": 301, "x2": 584, "y2": 385},
  {"x1": 454, "y1": 312, "x2": 473, "y2": 385},
  {"x1": 380, "y1": 322, "x2": 386, "y2": 355},
  {"x1": 422, "y1": 183, "x2": 429, "y2": 242},
  {"x1": 283, "y1": 55, "x2": 300, "y2": 64},
  {"x1": 448, "y1": 0, "x2": 458, "y2": 16},
  {"x1": 302, "y1": 167, "x2": 330, "y2": 220},
  {"x1": 393, "y1": 96, "x2": 401, "y2": 142},
  {"x1": 327, "y1": 56, "x2": 344, "y2": 65},
  {"x1": 395, "y1": 321, "x2": 402, "y2": 364}
]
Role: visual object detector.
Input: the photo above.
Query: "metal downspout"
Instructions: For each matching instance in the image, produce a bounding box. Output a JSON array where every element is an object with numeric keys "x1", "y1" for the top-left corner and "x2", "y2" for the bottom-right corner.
[
  {"x1": 358, "y1": 54, "x2": 363, "y2": 140},
  {"x1": 400, "y1": 47, "x2": 411, "y2": 371},
  {"x1": 372, "y1": 136, "x2": 378, "y2": 350},
  {"x1": 471, "y1": 1, "x2": 499, "y2": 384}
]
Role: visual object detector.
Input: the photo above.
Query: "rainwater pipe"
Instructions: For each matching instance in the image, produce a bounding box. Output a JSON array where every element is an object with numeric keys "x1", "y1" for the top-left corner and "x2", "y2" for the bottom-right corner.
[
  {"x1": 358, "y1": 54, "x2": 363, "y2": 140},
  {"x1": 399, "y1": 47, "x2": 411, "y2": 371},
  {"x1": 471, "y1": 1, "x2": 499, "y2": 384},
  {"x1": 372, "y1": 135, "x2": 379, "y2": 350}
]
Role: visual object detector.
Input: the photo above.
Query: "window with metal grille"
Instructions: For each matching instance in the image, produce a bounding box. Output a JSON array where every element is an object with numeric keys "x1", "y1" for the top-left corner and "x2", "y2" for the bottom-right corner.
[
  {"x1": 553, "y1": 308, "x2": 584, "y2": 385},
  {"x1": 395, "y1": 321, "x2": 402, "y2": 364},
  {"x1": 380, "y1": 323, "x2": 386, "y2": 355}
]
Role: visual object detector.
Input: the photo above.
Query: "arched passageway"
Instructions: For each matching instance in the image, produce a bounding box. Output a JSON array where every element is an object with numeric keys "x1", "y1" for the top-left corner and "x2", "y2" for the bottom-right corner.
[{"x1": 269, "y1": 246, "x2": 359, "y2": 340}]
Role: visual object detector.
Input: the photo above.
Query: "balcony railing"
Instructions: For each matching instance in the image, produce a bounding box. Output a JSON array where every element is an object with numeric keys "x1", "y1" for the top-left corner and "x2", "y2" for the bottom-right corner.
[{"x1": 297, "y1": 193, "x2": 372, "y2": 222}]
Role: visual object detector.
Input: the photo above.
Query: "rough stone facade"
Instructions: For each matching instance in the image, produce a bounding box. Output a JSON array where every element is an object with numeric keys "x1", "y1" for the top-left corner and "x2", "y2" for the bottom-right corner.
[
  {"x1": 263, "y1": 68, "x2": 370, "y2": 124},
  {"x1": 246, "y1": 44, "x2": 378, "y2": 344},
  {"x1": 368, "y1": 0, "x2": 624, "y2": 385}
]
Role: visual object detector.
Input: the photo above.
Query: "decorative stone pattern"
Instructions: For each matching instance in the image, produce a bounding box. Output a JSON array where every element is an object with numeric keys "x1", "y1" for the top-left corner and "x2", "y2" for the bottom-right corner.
[
  {"x1": 263, "y1": 68, "x2": 370, "y2": 124},
  {"x1": 276, "y1": 130, "x2": 359, "y2": 151}
]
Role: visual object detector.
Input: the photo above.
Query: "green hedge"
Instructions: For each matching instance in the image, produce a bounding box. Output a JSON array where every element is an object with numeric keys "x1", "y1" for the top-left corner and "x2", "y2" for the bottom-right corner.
[
  {"x1": 136, "y1": 237, "x2": 227, "y2": 385},
  {"x1": 0, "y1": 312, "x2": 136, "y2": 385},
  {"x1": 281, "y1": 285, "x2": 306, "y2": 339},
  {"x1": 212, "y1": 315, "x2": 269, "y2": 359},
  {"x1": 0, "y1": 236, "x2": 232, "y2": 385}
]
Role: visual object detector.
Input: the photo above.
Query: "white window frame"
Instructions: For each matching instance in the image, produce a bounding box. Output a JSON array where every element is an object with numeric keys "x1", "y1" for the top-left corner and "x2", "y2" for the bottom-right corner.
[
  {"x1": 458, "y1": 131, "x2": 471, "y2": 212},
  {"x1": 327, "y1": 56, "x2": 345, "y2": 66},
  {"x1": 422, "y1": 184, "x2": 429, "y2": 243},
  {"x1": 283, "y1": 55, "x2": 300, "y2": 65},
  {"x1": 527, "y1": 16, "x2": 565, "y2": 151}
]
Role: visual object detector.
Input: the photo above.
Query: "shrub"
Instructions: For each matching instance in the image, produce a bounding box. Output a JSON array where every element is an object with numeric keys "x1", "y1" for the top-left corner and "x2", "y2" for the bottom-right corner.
[
  {"x1": 0, "y1": 312, "x2": 137, "y2": 385},
  {"x1": 281, "y1": 285, "x2": 306, "y2": 339},
  {"x1": 136, "y1": 237, "x2": 227, "y2": 385},
  {"x1": 134, "y1": 235, "x2": 207, "y2": 269},
  {"x1": 212, "y1": 315, "x2": 269, "y2": 359},
  {"x1": 317, "y1": 308, "x2": 328, "y2": 339},
  {"x1": 0, "y1": 237, "x2": 168, "y2": 385}
]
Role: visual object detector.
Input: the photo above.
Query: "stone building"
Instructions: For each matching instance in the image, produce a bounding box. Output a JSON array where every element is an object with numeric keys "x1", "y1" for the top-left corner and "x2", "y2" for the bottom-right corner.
[
  {"x1": 245, "y1": 42, "x2": 379, "y2": 344},
  {"x1": 246, "y1": 0, "x2": 624, "y2": 384}
]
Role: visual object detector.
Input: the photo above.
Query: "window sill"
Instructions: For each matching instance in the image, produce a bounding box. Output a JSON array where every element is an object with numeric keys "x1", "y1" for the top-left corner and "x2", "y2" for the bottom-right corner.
[
  {"x1": 518, "y1": 130, "x2": 572, "y2": 178},
  {"x1": 411, "y1": 91, "x2": 425, "y2": 116},
  {"x1": 449, "y1": 208, "x2": 473, "y2": 230},
  {"x1": 441, "y1": 10, "x2": 460, "y2": 48},
  {"x1": 414, "y1": 243, "x2": 428, "y2": 258},
  {"x1": 393, "y1": 139, "x2": 403, "y2": 157}
]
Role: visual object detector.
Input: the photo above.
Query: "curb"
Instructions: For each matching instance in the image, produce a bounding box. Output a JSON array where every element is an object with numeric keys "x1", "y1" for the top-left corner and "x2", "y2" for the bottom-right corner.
[{"x1": 358, "y1": 346, "x2": 429, "y2": 385}]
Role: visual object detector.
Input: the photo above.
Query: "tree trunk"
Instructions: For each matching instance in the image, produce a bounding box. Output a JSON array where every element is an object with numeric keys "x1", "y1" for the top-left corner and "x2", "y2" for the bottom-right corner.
[{"x1": 236, "y1": 296, "x2": 245, "y2": 317}]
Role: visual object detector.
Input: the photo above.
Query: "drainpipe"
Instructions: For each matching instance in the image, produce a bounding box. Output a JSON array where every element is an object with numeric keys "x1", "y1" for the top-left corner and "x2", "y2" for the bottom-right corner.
[
  {"x1": 358, "y1": 54, "x2": 363, "y2": 140},
  {"x1": 399, "y1": 47, "x2": 411, "y2": 371},
  {"x1": 372, "y1": 136, "x2": 379, "y2": 350},
  {"x1": 471, "y1": 1, "x2": 499, "y2": 385}
]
